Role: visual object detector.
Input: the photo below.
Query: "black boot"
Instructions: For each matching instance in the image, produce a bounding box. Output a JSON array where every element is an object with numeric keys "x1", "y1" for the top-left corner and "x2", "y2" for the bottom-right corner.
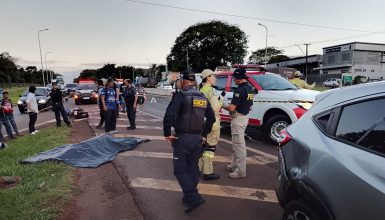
[{"x1": 203, "y1": 173, "x2": 220, "y2": 181}]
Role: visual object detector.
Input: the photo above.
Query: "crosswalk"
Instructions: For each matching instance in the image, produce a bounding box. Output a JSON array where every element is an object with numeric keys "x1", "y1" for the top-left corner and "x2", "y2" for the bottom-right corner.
[{"x1": 85, "y1": 105, "x2": 279, "y2": 205}]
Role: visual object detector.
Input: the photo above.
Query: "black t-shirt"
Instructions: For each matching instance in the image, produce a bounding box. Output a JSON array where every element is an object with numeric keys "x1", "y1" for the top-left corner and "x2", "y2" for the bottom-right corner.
[
  {"x1": 231, "y1": 82, "x2": 254, "y2": 115},
  {"x1": 124, "y1": 87, "x2": 136, "y2": 104},
  {"x1": 50, "y1": 88, "x2": 63, "y2": 103}
]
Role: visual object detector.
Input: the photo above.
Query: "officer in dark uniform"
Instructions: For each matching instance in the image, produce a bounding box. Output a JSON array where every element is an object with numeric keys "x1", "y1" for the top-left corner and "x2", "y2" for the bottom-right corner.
[
  {"x1": 50, "y1": 82, "x2": 71, "y2": 127},
  {"x1": 223, "y1": 68, "x2": 253, "y2": 178},
  {"x1": 163, "y1": 70, "x2": 216, "y2": 213}
]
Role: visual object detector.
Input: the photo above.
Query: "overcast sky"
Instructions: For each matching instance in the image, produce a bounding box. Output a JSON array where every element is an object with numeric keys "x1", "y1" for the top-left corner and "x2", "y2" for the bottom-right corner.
[{"x1": 1, "y1": 0, "x2": 385, "y2": 82}]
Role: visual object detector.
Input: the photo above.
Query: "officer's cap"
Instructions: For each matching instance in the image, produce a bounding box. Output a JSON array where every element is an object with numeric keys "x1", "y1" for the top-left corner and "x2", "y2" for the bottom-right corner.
[
  {"x1": 293, "y1": 71, "x2": 302, "y2": 77},
  {"x1": 233, "y1": 68, "x2": 248, "y2": 79},
  {"x1": 181, "y1": 70, "x2": 196, "y2": 81}
]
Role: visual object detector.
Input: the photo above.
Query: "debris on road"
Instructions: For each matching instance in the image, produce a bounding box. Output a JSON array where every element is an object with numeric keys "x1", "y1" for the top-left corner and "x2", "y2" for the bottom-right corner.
[{"x1": 0, "y1": 176, "x2": 21, "y2": 189}]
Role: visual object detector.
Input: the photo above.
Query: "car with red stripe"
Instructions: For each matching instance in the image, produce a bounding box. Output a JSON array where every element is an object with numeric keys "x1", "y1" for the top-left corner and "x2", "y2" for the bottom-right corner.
[{"x1": 215, "y1": 69, "x2": 320, "y2": 143}]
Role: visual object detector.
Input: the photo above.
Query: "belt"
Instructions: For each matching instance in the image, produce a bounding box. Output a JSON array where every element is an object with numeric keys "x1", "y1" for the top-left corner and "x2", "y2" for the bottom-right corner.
[{"x1": 230, "y1": 111, "x2": 246, "y2": 118}]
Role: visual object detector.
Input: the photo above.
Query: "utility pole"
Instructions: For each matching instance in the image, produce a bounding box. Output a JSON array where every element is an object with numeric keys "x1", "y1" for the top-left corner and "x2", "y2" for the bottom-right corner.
[
  {"x1": 304, "y1": 43, "x2": 311, "y2": 82},
  {"x1": 45, "y1": 51, "x2": 52, "y2": 84},
  {"x1": 258, "y1": 23, "x2": 268, "y2": 66},
  {"x1": 38, "y1": 28, "x2": 49, "y2": 87}
]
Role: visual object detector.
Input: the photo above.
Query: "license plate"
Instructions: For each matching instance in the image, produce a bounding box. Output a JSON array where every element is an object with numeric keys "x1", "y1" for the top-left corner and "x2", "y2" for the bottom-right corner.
[{"x1": 83, "y1": 97, "x2": 90, "y2": 100}]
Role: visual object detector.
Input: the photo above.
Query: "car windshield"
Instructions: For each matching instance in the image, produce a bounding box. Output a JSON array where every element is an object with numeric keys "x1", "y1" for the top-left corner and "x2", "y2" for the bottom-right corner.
[
  {"x1": 22, "y1": 88, "x2": 47, "y2": 96},
  {"x1": 66, "y1": 84, "x2": 77, "y2": 88},
  {"x1": 251, "y1": 74, "x2": 297, "y2": 90},
  {"x1": 77, "y1": 84, "x2": 95, "y2": 90}
]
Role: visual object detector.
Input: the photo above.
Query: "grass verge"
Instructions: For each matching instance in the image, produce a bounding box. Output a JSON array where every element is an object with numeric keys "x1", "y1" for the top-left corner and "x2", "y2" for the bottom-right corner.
[
  {"x1": 0, "y1": 126, "x2": 72, "y2": 219},
  {"x1": 313, "y1": 86, "x2": 329, "y2": 92},
  {"x1": 3, "y1": 86, "x2": 28, "y2": 103}
]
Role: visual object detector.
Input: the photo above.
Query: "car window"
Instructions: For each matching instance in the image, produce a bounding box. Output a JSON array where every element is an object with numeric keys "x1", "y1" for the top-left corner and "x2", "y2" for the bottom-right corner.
[
  {"x1": 251, "y1": 74, "x2": 297, "y2": 91},
  {"x1": 230, "y1": 79, "x2": 256, "y2": 93},
  {"x1": 336, "y1": 98, "x2": 385, "y2": 155},
  {"x1": 315, "y1": 112, "x2": 332, "y2": 132},
  {"x1": 213, "y1": 76, "x2": 227, "y2": 91}
]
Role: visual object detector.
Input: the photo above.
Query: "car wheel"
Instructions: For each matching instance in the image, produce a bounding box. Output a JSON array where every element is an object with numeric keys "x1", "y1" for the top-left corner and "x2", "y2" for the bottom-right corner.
[
  {"x1": 282, "y1": 199, "x2": 321, "y2": 220},
  {"x1": 264, "y1": 114, "x2": 291, "y2": 143}
]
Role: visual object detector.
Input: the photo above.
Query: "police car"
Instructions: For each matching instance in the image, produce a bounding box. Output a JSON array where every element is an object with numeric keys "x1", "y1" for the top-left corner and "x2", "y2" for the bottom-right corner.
[{"x1": 216, "y1": 65, "x2": 320, "y2": 143}]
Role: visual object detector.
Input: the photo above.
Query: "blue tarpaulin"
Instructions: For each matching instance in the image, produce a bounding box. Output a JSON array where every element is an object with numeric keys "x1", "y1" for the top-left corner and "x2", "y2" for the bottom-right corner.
[{"x1": 21, "y1": 135, "x2": 149, "y2": 168}]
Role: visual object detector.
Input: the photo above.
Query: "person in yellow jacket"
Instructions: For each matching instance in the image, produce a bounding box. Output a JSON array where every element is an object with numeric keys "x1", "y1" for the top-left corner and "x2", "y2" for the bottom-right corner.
[
  {"x1": 198, "y1": 69, "x2": 223, "y2": 181},
  {"x1": 289, "y1": 71, "x2": 315, "y2": 89}
]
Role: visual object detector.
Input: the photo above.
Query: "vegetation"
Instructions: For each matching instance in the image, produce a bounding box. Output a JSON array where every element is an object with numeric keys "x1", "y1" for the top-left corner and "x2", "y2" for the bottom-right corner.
[
  {"x1": 0, "y1": 126, "x2": 72, "y2": 219},
  {"x1": 0, "y1": 52, "x2": 61, "y2": 86},
  {"x1": 167, "y1": 20, "x2": 248, "y2": 72},
  {"x1": 5, "y1": 86, "x2": 28, "y2": 103},
  {"x1": 248, "y1": 47, "x2": 290, "y2": 64}
]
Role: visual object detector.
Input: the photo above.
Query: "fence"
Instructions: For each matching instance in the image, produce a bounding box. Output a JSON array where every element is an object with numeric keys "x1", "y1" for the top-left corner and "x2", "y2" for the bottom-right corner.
[{"x1": 307, "y1": 74, "x2": 342, "y2": 85}]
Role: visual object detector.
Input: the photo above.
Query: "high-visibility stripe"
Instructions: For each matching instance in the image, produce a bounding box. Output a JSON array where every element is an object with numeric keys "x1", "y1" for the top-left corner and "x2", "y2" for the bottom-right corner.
[{"x1": 131, "y1": 177, "x2": 278, "y2": 203}]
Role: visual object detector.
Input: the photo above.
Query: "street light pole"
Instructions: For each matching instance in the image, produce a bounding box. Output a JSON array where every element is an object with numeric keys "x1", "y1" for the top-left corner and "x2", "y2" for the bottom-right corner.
[
  {"x1": 38, "y1": 28, "x2": 49, "y2": 87},
  {"x1": 258, "y1": 23, "x2": 268, "y2": 66},
  {"x1": 304, "y1": 43, "x2": 311, "y2": 82},
  {"x1": 45, "y1": 51, "x2": 52, "y2": 84}
]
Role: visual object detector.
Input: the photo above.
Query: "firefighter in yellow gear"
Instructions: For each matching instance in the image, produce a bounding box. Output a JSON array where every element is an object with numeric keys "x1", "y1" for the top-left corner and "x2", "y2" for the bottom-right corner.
[
  {"x1": 198, "y1": 69, "x2": 223, "y2": 181},
  {"x1": 289, "y1": 71, "x2": 315, "y2": 89}
]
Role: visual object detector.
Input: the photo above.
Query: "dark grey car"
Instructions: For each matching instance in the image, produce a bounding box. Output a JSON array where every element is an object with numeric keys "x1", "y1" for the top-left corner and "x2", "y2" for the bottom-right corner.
[{"x1": 276, "y1": 81, "x2": 385, "y2": 220}]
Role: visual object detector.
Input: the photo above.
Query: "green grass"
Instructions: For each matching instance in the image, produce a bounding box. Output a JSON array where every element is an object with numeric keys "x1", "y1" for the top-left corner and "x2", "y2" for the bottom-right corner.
[
  {"x1": 0, "y1": 126, "x2": 73, "y2": 220},
  {"x1": 313, "y1": 86, "x2": 330, "y2": 92},
  {"x1": 3, "y1": 86, "x2": 28, "y2": 103}
]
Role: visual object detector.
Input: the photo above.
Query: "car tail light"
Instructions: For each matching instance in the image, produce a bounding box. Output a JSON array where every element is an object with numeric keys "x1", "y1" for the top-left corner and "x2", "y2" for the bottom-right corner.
[{"x1": 278, "y1": 130, "x2": 292, "y2": 147}]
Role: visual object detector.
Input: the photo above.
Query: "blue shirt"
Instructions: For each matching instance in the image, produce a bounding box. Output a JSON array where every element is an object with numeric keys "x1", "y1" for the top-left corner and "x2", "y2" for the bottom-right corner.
[{"x1": 100, "y1": 87, "x2": 117, "y2": 110}]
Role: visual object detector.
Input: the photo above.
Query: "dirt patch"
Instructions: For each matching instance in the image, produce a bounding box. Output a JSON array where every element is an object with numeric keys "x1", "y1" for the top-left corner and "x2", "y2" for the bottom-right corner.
[
  {"x1": 0, "y1": 176, "x2": 21, "y2": 189},
  {"x1": 60, "y1": 120, "x2": 143, "y2": 220}
]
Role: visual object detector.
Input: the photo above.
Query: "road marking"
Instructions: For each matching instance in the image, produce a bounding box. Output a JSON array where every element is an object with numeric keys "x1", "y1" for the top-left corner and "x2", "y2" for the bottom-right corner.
[
  {"x1": 91, "y1": 123, "x2": 162, "y2": 130},
  {"x1": 88, "y1": 117, "x2": 162, "y2": 122},
  {"x1": 150, "y1": 97, "x2": 157, "y2": 103},
  {"x1": 112, "y1": 134, "x2": 166, "y2": 140},
  {"x1": 119, "y1": 151, "x2": 267, "y2": 165},
  {"x1": 131, "y1": 177, "x2": 278, "y2": 203}
]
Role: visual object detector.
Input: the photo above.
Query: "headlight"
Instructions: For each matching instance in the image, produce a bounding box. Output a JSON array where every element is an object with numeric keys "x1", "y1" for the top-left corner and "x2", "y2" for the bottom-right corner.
[
  {"x1": 296, "y1": 102, "x2": 313, "y2": 110},
  {"x1": 17, "y1": 100, "x2": 23, "y2": 105},
  {"x1": 38, "y1": 99, "x2": 47, "y2": 104}
]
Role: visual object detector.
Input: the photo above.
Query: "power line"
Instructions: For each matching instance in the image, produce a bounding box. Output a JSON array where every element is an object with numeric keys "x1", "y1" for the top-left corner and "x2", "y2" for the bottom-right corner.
[{"x1": 126, "y1": 0, "x2": 377, "y2": 33}]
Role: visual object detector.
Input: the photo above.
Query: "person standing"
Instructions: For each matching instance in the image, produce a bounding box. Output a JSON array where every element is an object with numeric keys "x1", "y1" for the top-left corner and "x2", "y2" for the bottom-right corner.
[
  {"x1": 50, "y1": 82, "x2": 71, "y2": 127},
  {"x1": 2, "y1": 91, "x2": 20, "y2": 136},
  {"x1": 198, "y1": 69, "x2": 223, "y2": 181},
  {"x1": 100, "y1": 79, "x2": 119, "y2": 134},
  {"x1": 0, "y1": 97, "x2": 15, "y2": 140},
  {"x1": 123, "y1": 79, "x2": 138, "y2": 130},
  {"x1": 289, "y1": 71, "x2": 315, "y2": 89},
  {"x1": 163, "y1": 70, "x2": 216, "y2": 213},
  {"x1": 26, "y1": 86, "x2": 39, "y2": 135},
  {"x1": 222, "y1": 68, "x2": 253, "y2": 179},
  {"x1": 136, "y1": 83, "x2": 146, "y2": 108},
  {"x1": 95, "y1": 79, "x2": 105, "y2": 129}
]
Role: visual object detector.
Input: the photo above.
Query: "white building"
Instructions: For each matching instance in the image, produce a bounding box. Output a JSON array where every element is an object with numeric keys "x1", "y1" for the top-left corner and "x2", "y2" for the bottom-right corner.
[{"x1": 316, "y1": 42, "x2": 385, "y2": 84}]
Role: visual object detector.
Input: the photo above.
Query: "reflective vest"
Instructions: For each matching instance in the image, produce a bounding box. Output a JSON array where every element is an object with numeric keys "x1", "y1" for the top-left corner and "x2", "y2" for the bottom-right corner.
[
  {"x1": 200, "y1": 84, "x2": 222, "y2": 126},
  {"x1": 289, "y1": 78, "x2": 315, "y2": 89},
  {"x1": 175, "y1": 89, "x2": 208, "y2": 134}
]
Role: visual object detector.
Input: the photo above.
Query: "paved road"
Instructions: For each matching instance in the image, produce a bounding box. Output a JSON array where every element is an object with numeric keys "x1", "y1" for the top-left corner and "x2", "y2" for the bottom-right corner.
[
  {"x1": 80, "y1": 94, "x2": 282, "y2": 220},
  {"x1": 1, "y1": 99, "x2": 75, "y2": 136}
]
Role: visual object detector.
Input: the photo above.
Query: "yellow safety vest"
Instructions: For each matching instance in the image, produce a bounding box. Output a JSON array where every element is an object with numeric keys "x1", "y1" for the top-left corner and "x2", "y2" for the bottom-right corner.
[
  {"x1": 200, "y1": 84, "x2": 222, "y2": 126},
  {"x1": 289, "y1": 78, "x2": 315, "y2": 89}
]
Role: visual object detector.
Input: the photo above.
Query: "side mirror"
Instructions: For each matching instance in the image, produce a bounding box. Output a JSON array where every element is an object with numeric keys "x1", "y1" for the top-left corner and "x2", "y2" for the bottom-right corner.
[{"x1": 253, "y1": 88, "x2": 258, "y2": 94}]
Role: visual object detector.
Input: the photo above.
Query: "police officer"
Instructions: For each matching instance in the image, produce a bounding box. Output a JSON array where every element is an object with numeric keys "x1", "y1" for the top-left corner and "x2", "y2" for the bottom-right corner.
[
  {"x1": 223, "y1": 68, "x2": 253, "y2": 179},
  {"x1": 123, "y1": 79, "x2": 138, "y2": 130},
  {"x1": 163, "y1": 70, "x2": 216, "y2": 213},
  {"x1": 50, "y1": 82, "x2": 71, "y2": 127}
]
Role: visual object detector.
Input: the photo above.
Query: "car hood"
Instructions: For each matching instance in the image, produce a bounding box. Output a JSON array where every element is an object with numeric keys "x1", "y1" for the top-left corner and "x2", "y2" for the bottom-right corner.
[
  {"x1": 77, "y1": 89, "x2": 93, "y2": 94},
  {"x1": 265, "y1": 89, "x2": 320, "y2": 102},
  {"x1": 19, "y1": 96, "x2": 47, "y2": 102}
]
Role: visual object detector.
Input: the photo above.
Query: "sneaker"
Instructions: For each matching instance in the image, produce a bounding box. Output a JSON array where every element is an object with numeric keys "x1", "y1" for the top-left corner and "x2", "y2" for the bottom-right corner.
[
  {"x1": 109, "y1": 130, "x2": 119, "y2": 134},
  {"x1": 228, "y1": 171, "x2": 246, "y2": 179},
  {"x1": 226, "y1": 164, "x2": 234, "y2": 172},
  {"x1": 35, "y1": 130, "x2": 39, "y2": 133},
  {"x1": 31, "y1": 131, "x2": 38, "y2": 135},
  {"x1": 126, "y1": 127, "x2": 136, "y2": 130},
  {"x1": 203, "y1": 173, "x2": 220, "y2": 181}
]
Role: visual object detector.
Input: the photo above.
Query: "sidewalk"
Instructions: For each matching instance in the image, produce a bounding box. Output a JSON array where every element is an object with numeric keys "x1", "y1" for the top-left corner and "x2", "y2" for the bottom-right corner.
[{"x1": 86, "y1": 106, "x2": 282, "y2": 220}]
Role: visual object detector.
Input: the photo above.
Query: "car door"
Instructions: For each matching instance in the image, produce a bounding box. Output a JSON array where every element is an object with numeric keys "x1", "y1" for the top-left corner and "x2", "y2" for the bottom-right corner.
[{"x1": 322, "y1": 97, "x2": 385, "y2": 220}]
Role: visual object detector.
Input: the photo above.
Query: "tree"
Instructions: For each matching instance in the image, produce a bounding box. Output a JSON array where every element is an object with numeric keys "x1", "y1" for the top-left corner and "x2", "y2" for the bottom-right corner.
[
  {"x1": 248, "y1": 47, "x2": 288, "y2": 64},
  {"x1": 116, "y1": 65, "x2": 135, "y2": 80},
  {"x1": 98, "y1": 63, "x2": 116, "y2": 79},
  {"x1": 167, "y1": 20, "x2": 248, "y2": 72}
]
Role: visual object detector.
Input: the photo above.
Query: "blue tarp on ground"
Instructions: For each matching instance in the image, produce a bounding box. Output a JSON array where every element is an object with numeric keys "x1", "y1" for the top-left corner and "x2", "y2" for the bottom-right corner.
[{"x1": 21, "y1": 135, "x2": 149, "y2": 168}]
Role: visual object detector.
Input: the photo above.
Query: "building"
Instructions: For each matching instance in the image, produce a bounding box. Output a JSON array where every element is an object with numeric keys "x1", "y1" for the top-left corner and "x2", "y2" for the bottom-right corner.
[
  {"x1": 266, "y1": 55, "x2": 323, "y2": 76},
  {"x1": 316, "y1": 42, "x2": 385, "y2": 84}
]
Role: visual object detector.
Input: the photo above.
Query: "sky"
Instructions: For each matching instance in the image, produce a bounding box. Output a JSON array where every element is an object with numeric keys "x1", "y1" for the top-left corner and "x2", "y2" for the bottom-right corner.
[{"x1": 1, "y1": 0, "x2": 385, "y2": 82}]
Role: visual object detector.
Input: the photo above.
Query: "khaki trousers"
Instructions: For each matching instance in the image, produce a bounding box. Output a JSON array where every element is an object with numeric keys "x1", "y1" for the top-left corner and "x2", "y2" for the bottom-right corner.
[
  {"x1": 199, "y1": 118, "x2": 220, "y2": 174},
  {"x1": 230, "y1": 113, "x2": 248, "y2": 175}
]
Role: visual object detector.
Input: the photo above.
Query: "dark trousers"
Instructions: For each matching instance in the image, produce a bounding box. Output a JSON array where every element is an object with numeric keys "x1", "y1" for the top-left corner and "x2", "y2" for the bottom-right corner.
[
  {"x1": 28, "y1": 112, "x2": 38, "y2": 133},
  {"x1": 98, "y1": 106, "x2": 105, "y2": 127},
  {"x1": 53, "y1": 102, "x2": 70, "y2": 126},
  {"x1": 172, "y1": 133, "x2": 203, "y2": 203},
  {"x1": 105, "y1": 109, "x2": 117, "y2": 132},
  {"x1": 0, "y1": 116, "x2": 13, "y2": 140},
  {"x1": 126, "y1": 103, "x2": 136, "y2": 128}
]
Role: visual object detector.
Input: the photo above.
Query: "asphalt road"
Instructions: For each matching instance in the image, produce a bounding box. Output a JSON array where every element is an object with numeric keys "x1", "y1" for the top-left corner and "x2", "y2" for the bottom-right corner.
[
  {"x1": 81, "y1": 101, "x2": 283, "y2": 220},
  {"x1": 3, "y1": 99, "x2": 75, "y2": 136}
]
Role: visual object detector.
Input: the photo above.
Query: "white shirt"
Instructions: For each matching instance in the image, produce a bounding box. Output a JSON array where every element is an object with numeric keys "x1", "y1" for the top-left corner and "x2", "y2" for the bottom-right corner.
[{"x1": 26, "y1": 92, "x2": 38, "y2": 113}]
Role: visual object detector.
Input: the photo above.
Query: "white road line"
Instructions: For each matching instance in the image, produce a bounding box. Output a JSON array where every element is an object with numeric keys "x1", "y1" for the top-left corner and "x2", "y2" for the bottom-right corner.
[
  {"x1": 119, "y1": 151, "x2": 267, "y2": 165},
  {"x1": 113, "y1": 134, "x2": 166, "y2": 140},
  {"x1": 88, "y1": 117, "x2": 161, "y2": 122},
  {"x1": 131, "y1": 177, "x2": 278, "y2": 203},
  {"x1": 91, "y1": 123, "x2": 162, "y2": 130}
]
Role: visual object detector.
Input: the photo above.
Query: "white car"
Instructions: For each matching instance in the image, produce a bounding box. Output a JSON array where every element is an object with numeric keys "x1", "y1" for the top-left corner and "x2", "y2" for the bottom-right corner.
[
  {"x1": 215, "y1": 71, "x2": 320, "y2": 143},
  {"x1": 322, "y1": 78, "x2": 341, "y2": 87},
  {"x1": 159, "y1": 83, "x2": 172, "y2": 90}
]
